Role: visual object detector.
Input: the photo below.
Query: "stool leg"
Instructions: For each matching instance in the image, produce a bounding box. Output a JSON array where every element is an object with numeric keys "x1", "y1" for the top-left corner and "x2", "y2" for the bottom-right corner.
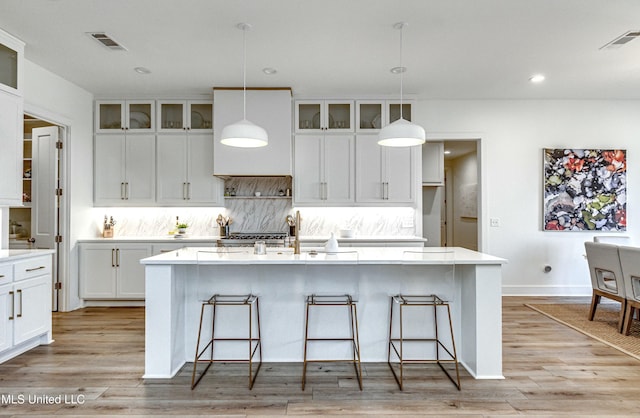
[
  {"x1": 433, "y1": 302, "x2": 439, "y2": 362},
  {"x1": 247, "y1": 297, "x2": 263, "y2": 390},
  {"x1": 443, "y1": 303, "x2": 461, "y2": 390},
  {"x1": 191, "y1": 303, "x2": 213, "y2": 390},
  {"x1": 302, "y1": 301, "x2": 310, "y2": 391},
  {"x1": 350, "y1": 302, "x2": 363, "y2": 390},
  {"x1": 388, "y1": 297, "x2": 403, "y2": 390},
  {"x1": 399, "y1": 301, "x2": 404, "y2": 390}
]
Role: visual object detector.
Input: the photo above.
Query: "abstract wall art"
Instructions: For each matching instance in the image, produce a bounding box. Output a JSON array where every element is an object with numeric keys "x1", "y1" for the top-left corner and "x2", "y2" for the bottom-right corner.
[{"x1": 543, "y1": 148, "x2": 626, "y2": 231}]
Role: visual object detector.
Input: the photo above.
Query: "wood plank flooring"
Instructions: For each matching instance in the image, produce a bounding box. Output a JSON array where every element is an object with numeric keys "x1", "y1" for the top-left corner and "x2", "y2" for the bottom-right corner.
[{"x1": 1, "y1": 296, "x2": 640, "y2": 416}]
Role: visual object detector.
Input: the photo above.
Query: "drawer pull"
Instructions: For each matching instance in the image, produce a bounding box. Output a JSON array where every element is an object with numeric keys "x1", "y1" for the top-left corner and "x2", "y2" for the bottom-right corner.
[
  {"x1": 9, "y1": 290, "x2": 14, "y2": 320},
  {"x1": 17, "y1": 289, "x2": 22, "y2": 318},
  {"x1": 0, "y1": 274, "x2": 4, "y2": 278},
  {"x1": 25, "y1": 266, "x2": 46, "y2": 272}
]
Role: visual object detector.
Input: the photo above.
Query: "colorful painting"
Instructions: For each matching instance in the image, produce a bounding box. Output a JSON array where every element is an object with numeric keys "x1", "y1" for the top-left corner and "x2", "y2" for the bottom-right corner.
[{"x1": 543, "y1": 149, "x2": 626, "y2": 231}]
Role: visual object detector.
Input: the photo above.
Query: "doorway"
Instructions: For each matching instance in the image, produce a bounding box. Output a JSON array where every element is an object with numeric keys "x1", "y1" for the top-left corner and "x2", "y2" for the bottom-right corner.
[
  {"x1": 442, "y1": 140, "x2": 479, "y2": 250},
  {"x1": 9, "y1": 114, "x2": 65, "y2": 311}
]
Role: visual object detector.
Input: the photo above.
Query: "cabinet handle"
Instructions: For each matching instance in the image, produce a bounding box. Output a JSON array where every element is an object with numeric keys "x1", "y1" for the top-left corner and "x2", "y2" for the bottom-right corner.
[
  {"x1": 0, "y1": 274, "x2": 4, "y2": 278},
  {"x1": 25, "y1": 266, "x2": 45, "y2": 272},
  {"x1": 183, "y1": 182, "x2": 187, "y2": 200},
  {"x1": 111, "y1": 249, "x2": 115, "y2": 267},
  {"x1": 125, "y1": 183, "x2": 130, "y2": 200},
  {"x1": 121, "y1": 183, "x2": 126, "y2": 200},
  {"x1": 8, "y1": 290, "x2": 14, "y2": 320},
  {"x1": 116, "y1": 249, "x2": 120, "y2": 267},
  {"x1": 384, "y1": 182, "x2": 389, "y2": 200},
  {"x1": 323, "y1": 182, "x2": 328, "y2": 200},
  {"x1": 187, "y1": 182, "x2": 191, "y2": 200},
  {"x1": 17, "y1": 289, "x2": 22, "y2": 318}
]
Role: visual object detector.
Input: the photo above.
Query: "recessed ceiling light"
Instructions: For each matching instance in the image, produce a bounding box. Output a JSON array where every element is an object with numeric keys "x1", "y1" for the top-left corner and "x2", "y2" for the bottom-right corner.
[
  {"x1": 444, "y1": 150, "x2": 451, "y2": 155},
  {"x1": 134, "y1": 67, "x2": 151, "y2": 75},
  {"x1": 262, "y1": 67, "x2": 277, "y2": 75},
  {"x1": 390, "y1": 66, "x2": 407, "y2": 74},
  {"x1": 529, "y1": 74, "x2": 545, "y2": 83}
]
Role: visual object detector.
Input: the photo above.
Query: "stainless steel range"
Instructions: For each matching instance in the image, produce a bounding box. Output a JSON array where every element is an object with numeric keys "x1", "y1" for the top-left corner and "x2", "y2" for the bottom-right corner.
[{"x1": 217, "y1": 232, "x2": 288, "y2": 248}]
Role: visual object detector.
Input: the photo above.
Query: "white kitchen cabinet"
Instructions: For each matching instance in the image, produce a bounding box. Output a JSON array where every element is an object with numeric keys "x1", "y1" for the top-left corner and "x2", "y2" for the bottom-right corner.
[
  {"x1": 295, "y1": 100, "x2": 353, "y2": 133},
  {"x1": 0, "y1": 253, "x2": 53, "y2": 364},
  {"x1": 157, "y1": 100, "x2": 212, "y2": 132},
  {"x1": 79, "y1": 243, "x2": 151, "y2": 300},
  {"x1": 356, "y1": 135, "x2": 416, "y2": 204},
  {"x1": 213, "y1": 89, "x2": 292, "y2": 176},
  {"x1": 294, "y1": 134, "x2": 355, "y2": 205},
  {"x1": 157, "y1": 133, "x2": 222, "y2": 205},
  {"x1": 0, "y1": 29, "x2": 23, "y2": 96},
  {"x1": 0, "y1": 91, "x2": 23, "y2": 206},
  {"x1": 94, "y1": 134, "x2": 155, "y2": 205},
  {"x1": 422, "y1": 141, "x2": 444, "y2": 185},
  {"x1": 95, "y1": 100, "x2": 155, "y2": 133},
  {"x1": 356, "y1": 100, "x2": 414, "y2": 133}
]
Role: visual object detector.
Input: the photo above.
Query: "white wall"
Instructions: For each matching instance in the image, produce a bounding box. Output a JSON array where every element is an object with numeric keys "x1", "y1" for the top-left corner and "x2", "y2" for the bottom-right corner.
[
  {"x1": 24, "y1": 59, "x2": 94, "y2": 311},
  {"x1": 416, "y1": 100, "x2": 640, "y2": 295}
]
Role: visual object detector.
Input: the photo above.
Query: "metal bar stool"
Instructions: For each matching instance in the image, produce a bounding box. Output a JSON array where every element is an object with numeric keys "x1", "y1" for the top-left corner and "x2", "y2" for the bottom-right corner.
[
  {"x1": 191, "y1": 294, "x2": 262, "y2": 390},
  {"x1": 302, "y1": 294, "x2": 363, "y2": 390},
  {"x1": 388, "y1": 294, "x2": 460, "y2": 390}
]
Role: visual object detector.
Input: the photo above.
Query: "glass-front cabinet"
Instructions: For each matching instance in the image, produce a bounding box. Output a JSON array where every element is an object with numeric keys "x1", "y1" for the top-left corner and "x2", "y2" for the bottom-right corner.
[
  {"x1": 356, "y1": 100, "x2": 413, "y2": 132},
  {"x1": 95, "y1": 100, "x2": 155, "y2": 133},
  {"x1": 157, "y1": 100, "x2": 212, "y2": 132},
  {"x1": 387, "y1": 101, "x2": 412, "y2": 124},
  {"x1": 295, "y1": 100, "x2": 353, "y2": 133}
]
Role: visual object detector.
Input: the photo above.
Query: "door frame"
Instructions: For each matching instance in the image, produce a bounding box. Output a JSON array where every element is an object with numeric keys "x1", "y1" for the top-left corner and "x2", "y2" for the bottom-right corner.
[
  {"x1": 427, "y1": 133, "x2": 485, "y2": 252},
  {"x1": 24, "y1": 103, "x2": 70, "y2": 312}
]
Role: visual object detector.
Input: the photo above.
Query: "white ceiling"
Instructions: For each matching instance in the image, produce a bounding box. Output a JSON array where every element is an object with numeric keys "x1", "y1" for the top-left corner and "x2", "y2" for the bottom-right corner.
[{"x1": 2, "y1": 0, "x2": 640, "y2": 99}]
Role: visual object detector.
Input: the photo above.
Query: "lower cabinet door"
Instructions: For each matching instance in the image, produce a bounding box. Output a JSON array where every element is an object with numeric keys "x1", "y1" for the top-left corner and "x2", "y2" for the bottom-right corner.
[
  {"x1": 0, "y1": 284, "x2": 13, "y2": 352},
  {"x1": 116, "y1": 245, "x2": 152, "y2": 299},
  {"x1": 13, "y1": 275, "x2": 51, "y2": 345},
  {"x1": 80, "y1": 245, "x2": 118, "y2": 299}
]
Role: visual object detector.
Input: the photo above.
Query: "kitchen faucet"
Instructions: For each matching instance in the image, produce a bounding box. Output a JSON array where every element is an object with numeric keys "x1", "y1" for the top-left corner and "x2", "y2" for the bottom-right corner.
[{"x1": 294, "y1": 210, "x2": 301, "y2": 255}]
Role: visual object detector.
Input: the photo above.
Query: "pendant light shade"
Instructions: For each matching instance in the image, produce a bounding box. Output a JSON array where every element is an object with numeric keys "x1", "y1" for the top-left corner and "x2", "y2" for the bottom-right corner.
[
  {"x1": 221, "y1": 23, "x2": 268, "y2": 148},
  {"x1": 378, "y1": 118, "x2": 426, "y2": 147},
  {"x1": 378, "y1": 22, "x2": 425, "y2": 147},
  {"x1": 220, "y1": 119, "x2": 268, "y2": 148}
]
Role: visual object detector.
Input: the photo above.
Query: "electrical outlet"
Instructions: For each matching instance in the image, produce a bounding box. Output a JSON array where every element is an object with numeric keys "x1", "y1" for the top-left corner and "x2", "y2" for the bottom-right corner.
[
  {"x1": 402, "y1": 216, "x2": 414, "y2": 228},
  {"x1": 490, "y1": 218, "x2": 500, "y2": 227}
]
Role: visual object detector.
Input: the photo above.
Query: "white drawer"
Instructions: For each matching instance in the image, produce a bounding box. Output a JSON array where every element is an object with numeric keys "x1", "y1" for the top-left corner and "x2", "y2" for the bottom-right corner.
[
  {"x1": 14, "y1": 256, "x2": 52, "y2": 281},
  {"x1": 0, "y1": 264, "x2": 12, "y2": 285}
]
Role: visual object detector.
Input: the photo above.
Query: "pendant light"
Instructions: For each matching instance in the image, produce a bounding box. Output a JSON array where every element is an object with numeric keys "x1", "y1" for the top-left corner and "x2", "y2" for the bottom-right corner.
[
  {"x1": 378, "y1": 22, "x2": 426, "y2": 147},
  {"x1": 220, "y1": 23, "x2": 268, "y2": 148}
]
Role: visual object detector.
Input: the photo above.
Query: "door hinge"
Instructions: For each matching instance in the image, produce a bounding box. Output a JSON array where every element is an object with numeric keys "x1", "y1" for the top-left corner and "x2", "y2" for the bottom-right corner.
[
  {"x1": 55, "y1": 235, "x2": 62, "y2": 243},
  {"x1": 54, "y1": 282, "x2": 62, "y2": 290},
  {"x1": 56, "y1": 141, "x2": 63, "y2": 149},
  {"x1": 55, "y1": 188, "x2": 63, "y2": 196}
]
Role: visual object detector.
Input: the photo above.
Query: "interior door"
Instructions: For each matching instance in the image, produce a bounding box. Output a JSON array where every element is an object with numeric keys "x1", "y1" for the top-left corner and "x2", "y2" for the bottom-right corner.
[
  {"x1": 31, "y1": 126, "x2": 58, "y2": 250},
  {"x1": 31, "y1": 126, "x2": 60, "y2": 311}
]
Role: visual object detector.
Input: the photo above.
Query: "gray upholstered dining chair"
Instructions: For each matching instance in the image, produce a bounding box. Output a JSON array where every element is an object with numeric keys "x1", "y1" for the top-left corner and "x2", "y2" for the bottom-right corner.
[
  {"x1": 584, "y1": 242, "x2": 627, "y2": 332},
  {"x1": 593, "y1": 235, "x2": 633, "y2": 245},
  {"x1": 618, "y1": 245, "x2": 640, "y2": 335}
]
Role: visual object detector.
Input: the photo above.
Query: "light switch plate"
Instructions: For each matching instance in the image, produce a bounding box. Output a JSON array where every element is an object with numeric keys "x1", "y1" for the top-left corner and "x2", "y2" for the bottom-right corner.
[{"x1": 490, "y1": 218, "x2": 500, "y2": 227}]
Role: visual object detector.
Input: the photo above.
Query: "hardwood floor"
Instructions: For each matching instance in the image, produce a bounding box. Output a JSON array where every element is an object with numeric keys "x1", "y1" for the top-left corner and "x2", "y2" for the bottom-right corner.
[{"x1": 1, "y1": 297, "x2": 640, "y2": 416}]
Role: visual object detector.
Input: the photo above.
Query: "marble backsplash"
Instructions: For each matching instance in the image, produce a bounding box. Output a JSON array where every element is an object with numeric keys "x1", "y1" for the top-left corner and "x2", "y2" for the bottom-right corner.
[
  {"x1": 90, "y1": 179, "x2": 417, "y2": 238},
  {"x1": 90, "y1": 205, "x2": 418, "y2": 238}
]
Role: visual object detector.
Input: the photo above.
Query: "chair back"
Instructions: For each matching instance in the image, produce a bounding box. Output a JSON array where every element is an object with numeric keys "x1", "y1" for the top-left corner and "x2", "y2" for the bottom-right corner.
[
  {"x1": 618, "y1": 245, "x2": 640, "y2": 303},
  {"x1": 594, "y1": 235, "x2": 633, "y2": 245},
  {"x1": 584, "y1": 241, "x2": 626, "y2": 297}
]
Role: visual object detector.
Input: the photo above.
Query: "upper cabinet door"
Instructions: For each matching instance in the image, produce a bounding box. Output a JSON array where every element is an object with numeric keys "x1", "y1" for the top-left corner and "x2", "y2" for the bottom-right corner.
[
  {"x1": 356, "y1": 100, "x2": 385, "y2": 133},
  {"x1": 295, "y1": 100, "x2": 353, "y2": 133},
  {"x1": 386, "y1": 101, "x2": 412, "y2": 124},
  {"x1": 158, "y1": 100, "x2": 213, "y2": 132},
  {"x1": 0, "y1": 91, "x2": 23, "y2": 205},
  {"x1": 0, "y1": 30, "x2": 24, "y2": 96},
  {"x1": 96, "y1": 100, "x2": 154, "y2": 133}
]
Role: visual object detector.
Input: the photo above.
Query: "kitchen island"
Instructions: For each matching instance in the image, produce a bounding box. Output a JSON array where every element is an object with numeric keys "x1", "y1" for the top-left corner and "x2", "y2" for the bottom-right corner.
[{"x1": 141, "y1": 247, "x2": 506, "y2": 380}]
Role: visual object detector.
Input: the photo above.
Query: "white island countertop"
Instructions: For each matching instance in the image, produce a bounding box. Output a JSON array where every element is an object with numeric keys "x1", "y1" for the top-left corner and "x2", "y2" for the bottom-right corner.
[
  {"x1": 140, "y1": 246, "x2": 506, "y2": 266},
  {"x1": 0, "y1": 249, "x2": 55, "y2": 262}
]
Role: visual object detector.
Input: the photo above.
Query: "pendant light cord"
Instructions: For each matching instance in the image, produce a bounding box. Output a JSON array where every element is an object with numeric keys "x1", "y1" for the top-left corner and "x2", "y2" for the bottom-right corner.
[
  {"x1": 242, "y1": 24, "x2": 247, "y2": 120},
  {"x1": 399, "y1": 23, "x2": 404, "y2": 120}
]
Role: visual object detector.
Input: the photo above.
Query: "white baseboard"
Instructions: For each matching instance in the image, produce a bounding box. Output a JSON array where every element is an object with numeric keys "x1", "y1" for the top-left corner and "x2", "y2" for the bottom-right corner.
[{"x1": 502, "y1": 285, "x2": 591, "y2": 296}]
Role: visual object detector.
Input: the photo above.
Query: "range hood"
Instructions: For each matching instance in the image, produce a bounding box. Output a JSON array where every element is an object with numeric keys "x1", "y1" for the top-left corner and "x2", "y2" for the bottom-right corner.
[{"x1": 213, "y1": 88, "x2": 292, "y2": 176}]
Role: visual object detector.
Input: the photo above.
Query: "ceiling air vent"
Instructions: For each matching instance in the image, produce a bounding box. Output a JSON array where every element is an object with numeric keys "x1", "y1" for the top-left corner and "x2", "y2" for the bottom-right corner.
[
  {"x1": 600, "y1": 30, "x2": 640, "y2": 50},
  {"x1": 86, "y1": 32, "x2": 127, "y2": 51}
]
